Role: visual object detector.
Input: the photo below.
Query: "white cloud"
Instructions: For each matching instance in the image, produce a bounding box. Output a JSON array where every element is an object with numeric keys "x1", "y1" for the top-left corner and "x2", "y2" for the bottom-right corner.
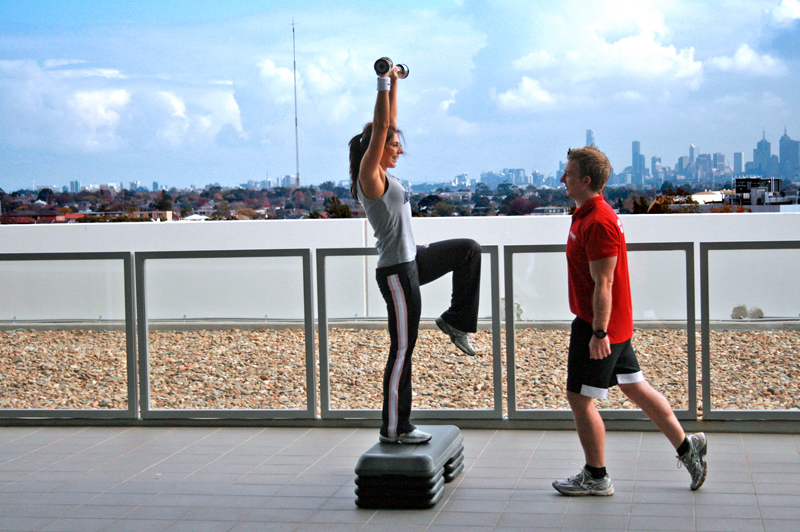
[
  {"x1": 51, "y1": 68, "x2": 127, "y2": 79},
  {"x1": 614, "y1": 91, "x2": 644, "y2": 102},
  {"x1": 707, "y1": 44, "x2": 787, "y2": 76},
  {"x1": 574, "y1": 32, "x2": 702, "y2": 88},
  {"x1": 509, "y1": 5, "x2": 703, "y2": 96},
  {"x1": 156, "y1": 92, "x2": 189, "y2": 147},
  {"x1": 772, "y1": 0, "x2": 800, "y2": 23},
  {"x1": 407, "y1": 87, "x2": 479, "y2": 139},
  {"x1": 258, "y1": 59, "x2": 297, "y2": 105},
  {"x1": 0, "y1": 57, "x2": 248, "y2": 154},
  {"x1": 160, "y1": 92, "x2": 187, "y2": 118},
  {"x1": 153, "y1": 89, "x2": 243, "y2": 147},
  {"x1": 68, "y1": 89, "x2": 130, "y2": 150},
  {"x1": 2, "y1": 1, "x2": 799, "y2": 190},
  {"x1": 585, "y1": 0, "x2": 669, "y2": 50},
  {"x1": 43, "y1": 59, "x2": 87, "y2": 69},
  {"x1": 199, "y1": 91, "x2": 242, "y2": 134},
  {"x1": 513, "y1": 50, "x2": 554, "y2": 70},
  {"x1": 496, "y1": 77, "x2": 556, "y2": 111},
  {"x1": 69, "y1": 90, "x2": 130, "y2": 129},
  {"x1": 302, "y1": 53, "x2": 358, "y2": 123},
  {"x1": 714, "y1": 94, "x2": 749, "y2": 106},
  {"x1": 761, "y1": 91, "x2": 784, "y2": 108}
]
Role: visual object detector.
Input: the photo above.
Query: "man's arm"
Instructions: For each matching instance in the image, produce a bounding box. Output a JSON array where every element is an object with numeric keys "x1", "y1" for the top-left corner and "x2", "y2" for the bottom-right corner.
[{"x1": 588, "y1": 255, "x2": 617, "y2": 359}]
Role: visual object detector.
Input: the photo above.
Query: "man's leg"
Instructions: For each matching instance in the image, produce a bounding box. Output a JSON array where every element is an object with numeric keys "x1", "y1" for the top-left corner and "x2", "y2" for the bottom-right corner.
[
  {"x1": 618, "y1": 381, "x2": 684, "y2": 447},
  {"x1": 619, "y1": 380, "x2": 708, "y2": 490},
  {"x1": 554, "y1": 318, "x2": 614, "y2": 496},
  {"x1": 567, "y1": 390, "x2": 606, "y2": 467},
  {"x1": 553, "y1": 390, "x2": 614, "y2": 496}
]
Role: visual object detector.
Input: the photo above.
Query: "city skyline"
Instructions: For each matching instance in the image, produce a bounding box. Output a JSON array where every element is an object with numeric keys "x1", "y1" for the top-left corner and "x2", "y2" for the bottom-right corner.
[
  {"x1": 9, "y1": 126, "x2": 799, "y2": 194},
  {"x1": 2, "y1": 1, "x2": 800, "y2": 191}
]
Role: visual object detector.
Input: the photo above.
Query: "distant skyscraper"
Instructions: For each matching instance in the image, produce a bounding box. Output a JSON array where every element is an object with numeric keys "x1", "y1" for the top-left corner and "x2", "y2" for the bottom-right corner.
[
  {"x1": 503, "y1": 168, "x2": 526, "y2": 185},
  {"x1": 677, "y1": 156, "x2": 690, "y2": 175},
  {"x1": 689, "y1": 143, "x2": 697, "y2": 163},
  {"x1": 696, "y1": 154, "x2": 713, "y2": 181},
  {"x1": 651, "y1": 156, "x2": 661, "y2": 180},
  {"x1": 152, "y1": 181, "x2": 159, "y2": 191},
  {"x1": 453, "y1": 173, "x2": 469, "y2": 187},
  {"x1": 779, "y1": 128, "x2": 800, "y2": 180},
  {"x1": 280, "y1": 175, "x2": 299, "y2": 188},
  {"x1": 713, "y1": 153, "x2": 725, "y2": 171},
  {"x1": 754, "y1": 131, "x2": 775, "y2": 176},
  {"x1": 733, "y1": 153, "x2": 743, "y2": 175},
  {"x1": 632, "y1": 141, "x2": 641, "y2": 176},
  {"x1": 586, "y1": 130, "x2": 595, "y2": 147}
]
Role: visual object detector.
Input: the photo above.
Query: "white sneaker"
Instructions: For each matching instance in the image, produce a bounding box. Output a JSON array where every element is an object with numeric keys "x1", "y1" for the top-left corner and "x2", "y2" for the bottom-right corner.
[
  {"x1": 552, "y1": 468, "x2": 614, "y2": 496},
  {"x1": 677, "y1": 432, "x2": 708, "y2": 490},
  {"x1": 436, "y1": 317, "x2": 477, "y2": 356},
  {"x1": 379, "y1": 429, "x2": 432, "y2": 444}
]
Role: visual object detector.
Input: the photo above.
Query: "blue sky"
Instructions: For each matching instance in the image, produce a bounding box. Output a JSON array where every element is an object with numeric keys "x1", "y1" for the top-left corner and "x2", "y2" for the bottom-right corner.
[{"x1": 2, "y1": 0, "x2": 800, "y2": 191}]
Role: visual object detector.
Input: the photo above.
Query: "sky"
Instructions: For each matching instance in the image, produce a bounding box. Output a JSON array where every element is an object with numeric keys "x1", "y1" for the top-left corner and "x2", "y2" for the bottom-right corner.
[{"x1": 1, "y1": 0, "x2": 800, "y2": 191}]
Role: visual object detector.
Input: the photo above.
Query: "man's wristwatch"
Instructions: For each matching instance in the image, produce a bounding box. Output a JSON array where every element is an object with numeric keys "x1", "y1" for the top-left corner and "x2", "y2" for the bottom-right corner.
[{"x1": 593, "y1": 329, "x2": 607, "y2": 339}]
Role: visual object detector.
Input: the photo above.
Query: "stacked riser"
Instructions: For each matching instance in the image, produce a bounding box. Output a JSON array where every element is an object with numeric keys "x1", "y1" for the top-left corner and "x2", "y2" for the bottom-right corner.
[{"x1": 354, "y1": 426, "x2": 465, "y2": 509}]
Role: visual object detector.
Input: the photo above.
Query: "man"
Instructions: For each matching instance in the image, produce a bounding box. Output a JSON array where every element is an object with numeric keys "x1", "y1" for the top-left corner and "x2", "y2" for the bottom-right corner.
[{"x1": 553, "y1": 146, "x2": 707, "y2": 496}]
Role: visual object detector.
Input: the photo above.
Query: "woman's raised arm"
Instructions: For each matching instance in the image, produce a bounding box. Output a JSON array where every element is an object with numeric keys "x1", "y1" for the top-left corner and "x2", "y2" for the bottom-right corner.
[{"x1": 358, "y1": 67, "x2": 399, "y2": 200}]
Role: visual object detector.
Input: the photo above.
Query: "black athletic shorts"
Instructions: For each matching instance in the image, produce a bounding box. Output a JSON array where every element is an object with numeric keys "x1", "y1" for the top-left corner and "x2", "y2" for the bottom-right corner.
[{"x1": 566, "y1": 317, "x2": 644, "y2": 399}]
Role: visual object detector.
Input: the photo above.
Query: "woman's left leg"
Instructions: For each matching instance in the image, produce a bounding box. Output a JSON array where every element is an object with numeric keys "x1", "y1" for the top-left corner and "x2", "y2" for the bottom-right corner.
[
  {"x1": 416, "y1": 239, "x2": 481, "y2": 333},
  {"x1": 376, "y1": 261, "x2": 422, "y2": 439}
]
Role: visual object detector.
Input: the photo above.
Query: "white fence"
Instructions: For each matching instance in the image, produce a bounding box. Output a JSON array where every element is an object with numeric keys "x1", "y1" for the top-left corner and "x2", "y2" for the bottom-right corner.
[{"x1": 2, "y1": 213, "x2": 800, "y2": 323}]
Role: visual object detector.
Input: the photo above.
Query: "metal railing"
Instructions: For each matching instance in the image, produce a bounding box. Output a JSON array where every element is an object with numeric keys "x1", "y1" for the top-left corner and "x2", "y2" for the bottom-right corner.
[
  {"x1": 0, "y1": 252, "x2": 138, "y2": 420},
  {"x1": 504, "y1": 243, "x2": 697, "y2": 421},
  {"x1": 134, "y1": 249, "x2": 317, "y2": 420},
  {"x1": 1, "y1": 241, "x2": 798, "y2": 424},
  {"x1": 700, "y1": 241, "x2": 800, "y2": 421},
  {"x1": 315, "y1": 246, "x2": 503, "y2": 420}
]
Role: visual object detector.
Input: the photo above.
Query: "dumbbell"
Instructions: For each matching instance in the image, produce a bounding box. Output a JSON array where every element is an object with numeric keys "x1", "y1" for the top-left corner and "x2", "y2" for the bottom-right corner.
[{"x1": 374, "y1": 57, "x2": 409, "y2": 79}]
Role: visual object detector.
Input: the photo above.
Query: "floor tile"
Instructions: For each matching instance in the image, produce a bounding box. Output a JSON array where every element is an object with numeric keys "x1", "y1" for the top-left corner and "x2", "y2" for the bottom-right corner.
[{"x1": 0, "y1": 426, "x2": 797, "y2": 532}]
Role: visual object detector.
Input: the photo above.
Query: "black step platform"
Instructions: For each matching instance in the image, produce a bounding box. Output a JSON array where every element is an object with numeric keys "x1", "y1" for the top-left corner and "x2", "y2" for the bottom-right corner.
[{"x1": 354, "y1": 425, "x2": 464, "y2": 509}]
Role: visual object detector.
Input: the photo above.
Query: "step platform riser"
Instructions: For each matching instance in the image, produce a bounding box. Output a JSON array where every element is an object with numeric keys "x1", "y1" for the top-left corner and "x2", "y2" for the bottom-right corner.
[{"x1": 354, "y1": 425, "x2": 464, "y2": 509}]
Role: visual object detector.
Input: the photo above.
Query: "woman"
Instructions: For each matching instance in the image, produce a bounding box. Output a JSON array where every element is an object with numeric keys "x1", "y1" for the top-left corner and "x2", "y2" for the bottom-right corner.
[{"x1": 348, "y1": 63, "x2": 482, "y2": 444}]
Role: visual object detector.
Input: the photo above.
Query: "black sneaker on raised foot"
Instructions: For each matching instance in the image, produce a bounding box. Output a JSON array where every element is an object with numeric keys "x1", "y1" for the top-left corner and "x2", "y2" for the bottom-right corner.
[
  {"x1": 379, "y1": 428, "x2": 432, "y2": 444},
  {"x1": 435, "y1": 317, "x2": 477, "y2": 356},
  {"x1": 678, "y1": 432, "x2": 708, "y2": 490},
  {"x1": 552, "y1": 468, "x2": 614, "y2": 496}
]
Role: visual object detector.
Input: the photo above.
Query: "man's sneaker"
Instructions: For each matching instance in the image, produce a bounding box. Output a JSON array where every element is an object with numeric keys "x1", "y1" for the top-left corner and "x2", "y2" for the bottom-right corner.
[
  {"x1": 552, "y1": 468, "x2": 614, "y2": 496},
  {"x1": 379, "y1": 428, "x2": 432, "y2": 444},
  {"x1": 677, "y1": 432, "x2": 708, "y2": 490},
  {"x1": 435, "y1": 317, "x2": 477, "y2": 356}
]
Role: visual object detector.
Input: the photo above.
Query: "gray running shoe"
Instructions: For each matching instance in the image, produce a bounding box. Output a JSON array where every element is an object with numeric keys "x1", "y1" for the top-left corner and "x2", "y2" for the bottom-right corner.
[
  {"x1": 552, "y1": 468, "x2": 614, "y2": 496},
  {"x1": 379, "y1": 428, "x2": 432, "y2": 444},
  {"x1": 435, "y1": 317, "x2": 477, "y2": 356},
  {"x1": 677, "y1": 432, "x2": 708, "y2": 490}
]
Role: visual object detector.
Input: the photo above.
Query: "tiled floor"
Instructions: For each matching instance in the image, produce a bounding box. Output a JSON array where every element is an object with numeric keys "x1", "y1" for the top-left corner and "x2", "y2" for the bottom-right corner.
[{"x1": 0, "y1": 426, "x2": 798, "y2": 531}]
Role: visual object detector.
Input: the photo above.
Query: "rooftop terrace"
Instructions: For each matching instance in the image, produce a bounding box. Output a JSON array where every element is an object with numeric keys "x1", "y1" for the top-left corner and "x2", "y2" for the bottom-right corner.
[
  {"x1": 1, "y1": 426, "x2": 799, "y2": 531},
  {"x1": 1, "y1": 214, "x2": 799, "y2": 529}
]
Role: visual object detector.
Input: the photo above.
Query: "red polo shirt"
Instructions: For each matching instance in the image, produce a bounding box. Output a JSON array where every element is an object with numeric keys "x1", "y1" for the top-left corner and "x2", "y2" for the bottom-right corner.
[{"x1": 566, "y1": 195, "x2": 633, "y2": 344}]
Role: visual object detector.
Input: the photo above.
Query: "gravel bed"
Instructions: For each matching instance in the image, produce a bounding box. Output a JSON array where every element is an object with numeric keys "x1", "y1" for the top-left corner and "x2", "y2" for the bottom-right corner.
[{"x1": 2, "y1": 328, "x2": 799, "y2": 414}]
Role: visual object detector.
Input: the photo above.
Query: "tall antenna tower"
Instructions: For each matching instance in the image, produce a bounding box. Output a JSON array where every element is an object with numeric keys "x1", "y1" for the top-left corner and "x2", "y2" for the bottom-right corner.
[{"x1": 292, "y1": 18, "x2": 300, "y2": 187}]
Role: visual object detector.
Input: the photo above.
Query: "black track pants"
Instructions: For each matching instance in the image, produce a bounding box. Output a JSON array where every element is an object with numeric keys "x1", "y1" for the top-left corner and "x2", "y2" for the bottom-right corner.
[{"x1": 376, "y1": 239, "x2": 481, "y2": 438}]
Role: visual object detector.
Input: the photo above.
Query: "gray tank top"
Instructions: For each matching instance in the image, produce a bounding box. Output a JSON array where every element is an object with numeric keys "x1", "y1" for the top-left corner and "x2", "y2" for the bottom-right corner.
[{"x1": 358, "y1": 172, "x2": 417, "y2": 268}]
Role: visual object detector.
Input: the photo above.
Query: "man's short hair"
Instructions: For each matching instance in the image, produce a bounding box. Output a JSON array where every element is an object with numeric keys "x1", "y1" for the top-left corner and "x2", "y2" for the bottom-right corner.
[{"x1": 567, "y1": 146, "x2": 612, "y2": 193}]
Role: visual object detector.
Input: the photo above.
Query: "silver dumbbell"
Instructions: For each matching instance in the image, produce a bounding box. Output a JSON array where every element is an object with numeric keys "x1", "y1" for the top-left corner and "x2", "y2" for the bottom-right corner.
[{"x1": 374, "y1": 57, "x2": 409, "y2": 79}]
